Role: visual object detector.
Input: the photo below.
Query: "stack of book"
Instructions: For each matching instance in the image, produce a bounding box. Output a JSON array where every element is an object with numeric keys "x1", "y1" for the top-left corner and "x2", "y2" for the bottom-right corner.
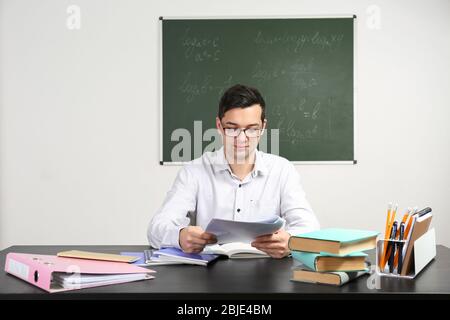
[{"x1": 288, "y1": 229, "x2": 379, "y2": 286}]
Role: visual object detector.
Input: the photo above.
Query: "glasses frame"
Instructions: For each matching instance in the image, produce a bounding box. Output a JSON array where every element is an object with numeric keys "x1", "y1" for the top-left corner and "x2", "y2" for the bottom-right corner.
[{"x1": 220, "y1": 123, "x2": 265, "y2": 138}]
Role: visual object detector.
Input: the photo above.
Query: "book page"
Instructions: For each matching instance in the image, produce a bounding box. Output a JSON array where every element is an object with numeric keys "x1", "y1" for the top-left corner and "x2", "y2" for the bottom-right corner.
[{"x1": 203, "y1": 243, "x2": 268, "y2": 257}]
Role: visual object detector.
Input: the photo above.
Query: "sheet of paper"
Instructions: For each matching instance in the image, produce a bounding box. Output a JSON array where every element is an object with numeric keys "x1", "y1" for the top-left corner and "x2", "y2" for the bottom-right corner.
[{"x1": 205, "y1": 216, "x2": 285, "y2": 244}]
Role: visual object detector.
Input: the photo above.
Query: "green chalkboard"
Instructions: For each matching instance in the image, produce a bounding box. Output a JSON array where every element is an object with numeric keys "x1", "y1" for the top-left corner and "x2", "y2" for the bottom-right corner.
[{"x1": 161, "y1": 17, "x2": 355, "y2": 163}]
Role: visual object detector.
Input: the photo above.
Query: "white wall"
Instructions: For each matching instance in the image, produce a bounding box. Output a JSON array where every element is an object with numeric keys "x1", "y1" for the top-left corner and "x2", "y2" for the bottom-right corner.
[{"x1": 0, "y1": 0, "x2": 449, "y2": 249}]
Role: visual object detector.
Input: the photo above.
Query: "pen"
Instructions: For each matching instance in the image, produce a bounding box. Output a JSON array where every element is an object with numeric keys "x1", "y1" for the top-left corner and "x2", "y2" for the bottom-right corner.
[
  {"x1": 393, "y1": 210, "x2": 409, "y2": 268},
  {"x1": 417, "y1": 207, "x2": 432, "y2": 217},
  {"x1": 398, "y1": 223, "x2": 405, "y2": 274},
  {"x1": 388, "y1": 221, "x2": 398, "y2": 273}
]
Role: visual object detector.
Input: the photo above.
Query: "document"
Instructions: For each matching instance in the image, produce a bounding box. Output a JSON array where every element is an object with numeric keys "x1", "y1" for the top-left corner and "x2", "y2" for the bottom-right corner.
[{"x1": 205, "y1": 216, "x2": 284, "y2": 244}]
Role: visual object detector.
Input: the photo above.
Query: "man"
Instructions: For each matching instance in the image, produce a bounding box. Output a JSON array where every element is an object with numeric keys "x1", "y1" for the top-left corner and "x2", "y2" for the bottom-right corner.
[{"x1": 148, "y1": 84, "x2": 319, "y2": 258}]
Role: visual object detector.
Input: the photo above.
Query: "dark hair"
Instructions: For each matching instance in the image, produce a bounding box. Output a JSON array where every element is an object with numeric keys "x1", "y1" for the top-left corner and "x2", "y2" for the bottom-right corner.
[{"x1": 218, "y1": 84, "x2": 266, "y2": 121}]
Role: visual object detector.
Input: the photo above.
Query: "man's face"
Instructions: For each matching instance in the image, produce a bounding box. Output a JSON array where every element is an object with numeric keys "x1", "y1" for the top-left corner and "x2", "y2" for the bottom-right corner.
[{"x1": 216, "y1": 104, "x2": 266, "y2": 164}]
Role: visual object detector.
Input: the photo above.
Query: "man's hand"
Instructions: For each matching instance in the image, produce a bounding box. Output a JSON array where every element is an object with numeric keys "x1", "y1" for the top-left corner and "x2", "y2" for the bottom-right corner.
[
  {"x1": 251, "y1": 229, "x2": 291, "y2": 259},
  {"x1": 179, "y1": 226, "x2": 217, "y2": 253}
]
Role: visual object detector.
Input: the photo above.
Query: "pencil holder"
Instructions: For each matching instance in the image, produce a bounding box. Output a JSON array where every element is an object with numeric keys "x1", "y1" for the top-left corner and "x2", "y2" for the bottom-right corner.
[{"x1": 375, "y1": 228, "x2": 436, "y2": 279}]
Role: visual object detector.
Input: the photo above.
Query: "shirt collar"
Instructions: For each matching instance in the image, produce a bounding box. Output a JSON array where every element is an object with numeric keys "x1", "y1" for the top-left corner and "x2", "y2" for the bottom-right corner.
[
  {"x1": 211, "y1": 147, "x2": 230, "y2": 173},
  {"x1": 253, "y1": 148, "x2": 268, "y2": 176},
  {"x1": 211, "y1": 147, "x2": 268, "y2": 177}
]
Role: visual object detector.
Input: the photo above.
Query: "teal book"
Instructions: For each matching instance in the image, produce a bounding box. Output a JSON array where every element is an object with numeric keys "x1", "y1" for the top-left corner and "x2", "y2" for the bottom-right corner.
[
  {"x1": 291, "y1": 251, "x2": 368, "y2": 272},
  {"x1": 289, "y1": 228, "x2": 379, "y2": 255}
]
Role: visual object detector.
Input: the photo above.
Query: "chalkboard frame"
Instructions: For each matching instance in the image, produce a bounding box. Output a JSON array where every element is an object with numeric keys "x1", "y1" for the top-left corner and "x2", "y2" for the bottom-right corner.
[{"x1": 159, "y1": 15, "x2": 357, "y2": 165}]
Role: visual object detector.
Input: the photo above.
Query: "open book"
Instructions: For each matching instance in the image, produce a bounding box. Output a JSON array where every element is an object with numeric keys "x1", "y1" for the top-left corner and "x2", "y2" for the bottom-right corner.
[{"x1": 202, "y1": 242, "x2": 270, "y2": 259}]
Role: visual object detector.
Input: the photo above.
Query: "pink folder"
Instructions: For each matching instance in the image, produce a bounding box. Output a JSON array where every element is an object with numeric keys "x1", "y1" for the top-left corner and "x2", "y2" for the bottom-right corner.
[{"x1": 5, "y1": 252, "x2": 155, "y2": 293}]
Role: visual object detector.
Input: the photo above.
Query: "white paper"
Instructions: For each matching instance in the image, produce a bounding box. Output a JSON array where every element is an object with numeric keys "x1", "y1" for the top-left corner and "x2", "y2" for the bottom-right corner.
[
  {"x1": 202, "y1": 242, "x2": 269, "y2": 258},
  {"x1": 205, "y1": 216, "x2": 285, "y2": 244}
]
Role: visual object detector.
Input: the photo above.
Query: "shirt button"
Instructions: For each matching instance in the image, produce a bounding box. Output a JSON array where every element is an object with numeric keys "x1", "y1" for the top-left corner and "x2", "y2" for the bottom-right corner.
[
  {"x1": 237, "y1": 208, "x2": 241, "y2": 213},
  {"x1": 239, "y1": 184, "x2": 242, "y2": 188}
]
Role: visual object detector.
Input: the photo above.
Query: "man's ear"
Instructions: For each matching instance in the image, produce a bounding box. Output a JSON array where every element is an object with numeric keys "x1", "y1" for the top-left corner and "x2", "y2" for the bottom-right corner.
[
  {"x1": 216, "y1": 117, "x2": 223, "y2": 136},
  {"x1": 256, "y1": 119, "x2": 267, "y2": 146},
  {"x1": 216, "y1": 117, "x2": 221, "y2": 129},
  {"x1": 261, "y1": 119, "x2": 267, "y2": 135}
]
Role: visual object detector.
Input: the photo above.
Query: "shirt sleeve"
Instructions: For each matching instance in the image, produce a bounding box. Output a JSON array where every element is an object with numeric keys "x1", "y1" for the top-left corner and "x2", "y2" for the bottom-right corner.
[
  {"x1": 147, "y1": 165, "x2": 198, "y2": 249},
  {"x1": 280, "y1": 161, "x2": 320, "y2": 236}
]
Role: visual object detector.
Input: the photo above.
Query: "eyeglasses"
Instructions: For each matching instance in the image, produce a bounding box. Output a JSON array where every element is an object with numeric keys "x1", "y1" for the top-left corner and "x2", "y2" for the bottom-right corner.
[{"x1": 222, "y1": 127, "x2": 264, "y2": 138}]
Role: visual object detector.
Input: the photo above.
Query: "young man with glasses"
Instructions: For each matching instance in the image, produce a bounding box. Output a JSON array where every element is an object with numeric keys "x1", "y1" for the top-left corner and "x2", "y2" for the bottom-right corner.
[{"x1": 148, "y1": 84, "x2": 319, "y2": 258}]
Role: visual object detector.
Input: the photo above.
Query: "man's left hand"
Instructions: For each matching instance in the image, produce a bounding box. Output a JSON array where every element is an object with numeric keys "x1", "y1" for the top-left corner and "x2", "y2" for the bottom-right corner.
[{"x1": 251, "y1": 229, "x2": 291, "y2": 259}]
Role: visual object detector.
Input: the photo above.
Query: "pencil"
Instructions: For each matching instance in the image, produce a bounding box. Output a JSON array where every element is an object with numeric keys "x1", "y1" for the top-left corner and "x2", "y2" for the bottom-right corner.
[
  {"x1": 380, "y1": 203, "x2": 393, "y2": 269},
  {"x1": 381, "y1": 203, "x2": 398, "y2": 270}
]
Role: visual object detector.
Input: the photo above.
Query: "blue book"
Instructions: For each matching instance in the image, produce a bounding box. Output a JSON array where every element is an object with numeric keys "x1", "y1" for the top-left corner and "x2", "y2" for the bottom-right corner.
[
  {"x1": 120, "y1": 252, "x2": 147, "y2": 266},
  {"x1": 291, "y1": 251, "x2": 369, "y2": 272},
  {"x1": 153, "y1": 247, "x2": 220, "y2": 266},
  {"x1": 289, "y1": 228, "x2": 380, "y2": 255},
  {"x1": 120, "y1": 251, "x2": 189, "y2": 266}
]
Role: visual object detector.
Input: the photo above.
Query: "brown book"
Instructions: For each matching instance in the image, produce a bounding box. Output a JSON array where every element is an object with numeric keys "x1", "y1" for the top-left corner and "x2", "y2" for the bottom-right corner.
[
  {"x1": 289, "y1": 229, "x2": 379, "y2": 256},
  {"x1": 291, "y1": 268, "x2": 369, "y2": 286},
  {"x1": 57, "y1": 250, "x2": 139, "y2": 263},
  {"x1": 400, "y1": 214, "x2": 432, "y2": 276}
]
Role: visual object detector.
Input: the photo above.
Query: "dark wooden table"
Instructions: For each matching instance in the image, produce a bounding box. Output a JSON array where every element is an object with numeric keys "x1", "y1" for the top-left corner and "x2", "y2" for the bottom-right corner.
[{"x1": 1, "y1": 245, "x2": 449, "y2": 300}]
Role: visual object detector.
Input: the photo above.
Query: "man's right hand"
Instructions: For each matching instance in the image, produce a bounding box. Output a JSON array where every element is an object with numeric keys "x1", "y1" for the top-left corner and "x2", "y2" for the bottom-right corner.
[{"x1": 179, "y1": 226, "x2": 217, "y2": 253}]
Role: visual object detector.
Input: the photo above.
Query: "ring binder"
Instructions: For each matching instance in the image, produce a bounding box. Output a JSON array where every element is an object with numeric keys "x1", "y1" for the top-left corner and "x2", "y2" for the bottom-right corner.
[{"x1": 5, "y1": 253, "x2": 155, "y2": 293}]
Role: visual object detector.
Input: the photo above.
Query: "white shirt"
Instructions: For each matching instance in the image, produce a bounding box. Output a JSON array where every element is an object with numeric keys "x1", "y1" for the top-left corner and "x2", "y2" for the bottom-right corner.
[{"x1": 147, "y1": 147, "x2": 320, "y2": 249}]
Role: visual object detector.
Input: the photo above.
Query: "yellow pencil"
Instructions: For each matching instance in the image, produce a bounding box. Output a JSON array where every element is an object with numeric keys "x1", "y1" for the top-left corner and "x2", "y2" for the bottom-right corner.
[
  {"x1": 380, "y1": 203, "x2": 393, "y2": 269},
  {"x1": 381, "y1": 203, "x2": 398, "y2": 270},
  {"x1": 384, "y1": 203, "x2": 392, "y2": 238}
]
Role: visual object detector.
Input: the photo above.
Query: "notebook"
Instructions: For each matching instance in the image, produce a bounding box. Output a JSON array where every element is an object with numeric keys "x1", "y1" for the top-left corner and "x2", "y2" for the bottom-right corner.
[
  {"x1": 120, "y1": 251, "x2": 185, "y2": 266},
  {"x1": 291, "y1": 251, "x2": 368, "y2": 272},
  {"x1": 289, "y1": 229, "x2": 379, "y2": 256},
  {"x1": 152, "y1": 247, "x2": 220, "y2": 266},
  {"x1": 400, "y1": 212, "x2": 433, "y2": 276},
  {"x1": 202, "y1": 242, "x2": 270, "y2": 259}
]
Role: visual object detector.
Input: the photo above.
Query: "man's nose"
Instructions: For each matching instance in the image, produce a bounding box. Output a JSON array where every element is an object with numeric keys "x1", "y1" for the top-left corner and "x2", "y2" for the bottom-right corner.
[{"x1": 236, "y1": 130, "x2": 248, "y2": 142}]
